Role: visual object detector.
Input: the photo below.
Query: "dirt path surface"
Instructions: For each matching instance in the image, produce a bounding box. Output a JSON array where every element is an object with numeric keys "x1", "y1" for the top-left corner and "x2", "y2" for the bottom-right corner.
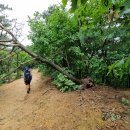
[{"x1": 0, "y1": 69, "x2": 130, "y2": 130}]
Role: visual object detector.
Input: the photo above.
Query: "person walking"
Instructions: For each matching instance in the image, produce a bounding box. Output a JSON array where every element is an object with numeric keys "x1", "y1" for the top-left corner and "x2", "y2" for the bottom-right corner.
[{"x1": 24, "y1": 66, "x2": 32, "y2": 94}]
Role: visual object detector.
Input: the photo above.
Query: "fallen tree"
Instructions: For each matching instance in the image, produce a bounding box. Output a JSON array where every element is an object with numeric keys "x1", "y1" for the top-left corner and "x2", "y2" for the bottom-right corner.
[{"x1": 0, "y1": 23, "x2": 94, "y2": 87}]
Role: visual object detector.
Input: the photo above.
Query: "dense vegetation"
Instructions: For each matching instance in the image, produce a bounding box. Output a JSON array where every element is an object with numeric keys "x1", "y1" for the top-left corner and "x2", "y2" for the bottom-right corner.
[
  {"x1": 28, "y1": 0, "x2": 130, "y2": 91},
  {"x1": 0, "y1": 4, "x2": 32, "y2": 84},
  {"x1": 0, "y1": 0, "x2": 130, "y2": 91},
  {"x1": 0, "y1": 49, "x2": 32, "y2": 84}
]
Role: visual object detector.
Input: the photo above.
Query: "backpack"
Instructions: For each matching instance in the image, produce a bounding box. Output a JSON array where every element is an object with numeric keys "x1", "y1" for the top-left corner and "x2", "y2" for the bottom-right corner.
[{"x1": 24, "y1": 70, "x2": 32, "y2": 81}]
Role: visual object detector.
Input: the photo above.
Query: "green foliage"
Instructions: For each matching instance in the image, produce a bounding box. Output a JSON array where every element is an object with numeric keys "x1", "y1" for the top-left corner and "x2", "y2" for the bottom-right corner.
[
  {"x1": 111, "y1": 113, "x2": 117, "y2": 122},
  {"x1": 90, "y1": 56, "x2": 107, "y2": 83},
  {"x1": 62, "y1": 0, "x2": 67, "y2": 6},
  {"x1": 0, "y1": 48, "x2": 33, "y2": 84},
  {"x1": 28, "y1": 0, "x2": 130, "y2": 89},
  {"x1": 108, "y1": 56, "x2": 130, "y2": 79},
  {"x1": 62, "y1": 0, "x2": 88, "y2": 12},
  {"x1": 0, "y1": 4, "x2": 35, "y2": 84},
  {"x1": 0, "y1": 80, "x2": 5, "y2": 85},
  {"x1": 120, "y1": 97, "x2": 129, "y2": 106},
  {"x1": 53, "y1": 73, "x2": 79, "y2": 92}
]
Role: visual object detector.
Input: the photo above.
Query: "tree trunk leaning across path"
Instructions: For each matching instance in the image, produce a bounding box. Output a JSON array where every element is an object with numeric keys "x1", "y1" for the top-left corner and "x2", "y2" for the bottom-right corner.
[{"x1": 0, "y1": 23, "x2": 94, "y2": 86}]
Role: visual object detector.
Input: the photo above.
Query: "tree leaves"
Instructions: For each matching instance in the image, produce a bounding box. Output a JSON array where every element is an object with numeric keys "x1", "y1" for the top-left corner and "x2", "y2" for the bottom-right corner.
[
  {"x1": 70, "y1": 0, "x2": 78, "y2": 12},
  {"x1": 120, "y1": 97, "x2": 130, "y2": 106},
  {"x1": 108, "y1": 57, "x2": 130, "y2": 79},
  {"x1": 62, "y1": 0, "x2": 88, "y2": 12},
  {"x1": 29, "y1": 0, "x2": 130, "y2": 88},
  {"x1": 81, "y1": 0, "x2": 87, "y2": 5},
  {"x1": 62, "y1": 0, "x2": 67, "y2": 6},
  {"x1": 53, "y1": 73, "x2": 79, "y2": 92},
  {"x1": 123, "y1": 8, "x2": 130, "y2": 14}
]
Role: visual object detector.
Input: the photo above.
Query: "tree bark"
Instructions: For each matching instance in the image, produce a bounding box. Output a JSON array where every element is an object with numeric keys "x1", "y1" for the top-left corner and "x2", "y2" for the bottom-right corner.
[
  {"x1": 18, "y1": 42, "x2": 82, "y2": 84},
  {"x1": 0, "y1": 24, "x2": 82, "y2": 84}
]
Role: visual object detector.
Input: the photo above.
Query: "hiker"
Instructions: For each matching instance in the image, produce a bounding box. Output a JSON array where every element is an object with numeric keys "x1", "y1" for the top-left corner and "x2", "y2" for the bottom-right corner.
[{"x1": 24, "y1": 66, "x2": 32, "y2": 94}]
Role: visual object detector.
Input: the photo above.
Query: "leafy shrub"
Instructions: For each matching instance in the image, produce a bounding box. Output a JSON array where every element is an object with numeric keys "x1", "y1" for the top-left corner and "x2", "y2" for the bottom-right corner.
[
  {"x1": 90, "y1": 56, "x2": 107, "y2": 83},
  {"x1": 0, "y1": 80, "x2": 5, "y2": 86},
  {"x1": 53, "y1": 73, "x2": 79, "y2": 92},
  {"x1": 120, "y1": 97, "x2": 129, "y2": 106},
  {"x1": 108, "y1": 57, "x2": 130, "y2": 79}
]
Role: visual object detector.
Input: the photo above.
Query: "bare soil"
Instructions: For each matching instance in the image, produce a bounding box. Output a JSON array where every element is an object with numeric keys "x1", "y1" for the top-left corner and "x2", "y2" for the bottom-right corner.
[{"x1": 0, "y1": 69, "x2": 130, "y2": 130}]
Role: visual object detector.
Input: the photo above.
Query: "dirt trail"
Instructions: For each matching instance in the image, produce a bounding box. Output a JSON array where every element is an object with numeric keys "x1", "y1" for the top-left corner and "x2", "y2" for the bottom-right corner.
[{"x1": 0, "y1": 69, "x2": 130, "y2": 130}]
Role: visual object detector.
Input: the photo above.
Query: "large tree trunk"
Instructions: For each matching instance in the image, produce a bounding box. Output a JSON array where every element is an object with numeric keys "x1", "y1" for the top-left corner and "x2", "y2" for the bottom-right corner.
[
  {"x1": 0, "y1": 24, "x2": 82, "y2": 84},
  {"x1": 18, "y1": 42, "x2": 82, "y2": 84},
  {"x1": 0, "y1": 23, "x2": 94, "y2": 87}
]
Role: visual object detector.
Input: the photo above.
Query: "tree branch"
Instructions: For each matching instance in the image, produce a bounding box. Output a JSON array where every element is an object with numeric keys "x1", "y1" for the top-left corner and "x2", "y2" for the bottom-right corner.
[
  {"x1": 0, "y1": 39, "x2": 13, "y2": 42},
  {"x1": 18, "y1": 42, "x2": 82, "y2": 84},
  {"x1": 0, "y1": 58, "x2": 36, "y2": 80},
  {"x1": 0, "y1": 43, "x2": 19, "y2": 47},
  {"x1": 0, "y1": 23, "x2": 17, "y2": 42},
  {"x1": 0, "y1": 23, "x2": 82, "y2": 84},
  {"x1": 0, "y1": 53, "x2": 15, "y2": 62},
  {"x1": 0, "y1": 46, "x2": 6, "y2": 51}
]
